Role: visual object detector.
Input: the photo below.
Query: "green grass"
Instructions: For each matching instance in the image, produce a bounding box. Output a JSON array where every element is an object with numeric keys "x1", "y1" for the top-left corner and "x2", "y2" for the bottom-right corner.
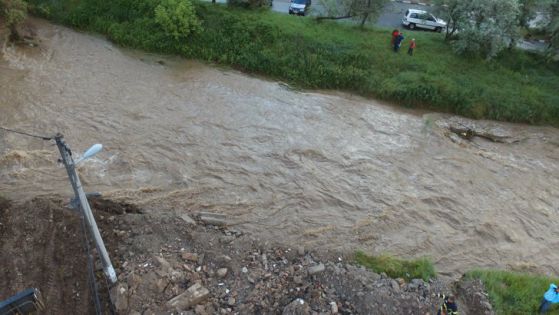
[
  {"x1": 355, "y1": 251, "x2": 436, "y2": 282},
  {"x1": 27, "y1": 0, "x2": 559, "y2": 126},
  {"x1": 466, "y1": 270, "x2": 559, "y2": 315}
]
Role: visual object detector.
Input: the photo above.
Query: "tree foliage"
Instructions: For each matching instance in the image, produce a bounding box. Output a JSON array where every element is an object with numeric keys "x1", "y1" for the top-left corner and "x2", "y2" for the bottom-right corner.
[
  {"x1": 434, "y1": 0, "x2": 520, "y2": 59},
  {"x1": 154, "y1": 0, "x2": 201, "y2": 41},
  {"x1": 1, "y1": 0, "x2": 28, "y2": 41},
  {"x1": 317, "y1": 0, "x2": 387, "y2": 27}
]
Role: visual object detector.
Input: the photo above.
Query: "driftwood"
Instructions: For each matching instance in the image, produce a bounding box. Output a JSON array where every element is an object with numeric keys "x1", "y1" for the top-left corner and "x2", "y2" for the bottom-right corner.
[{"x1": 448, "y1": 125, "x2": 516, "y2": 143}]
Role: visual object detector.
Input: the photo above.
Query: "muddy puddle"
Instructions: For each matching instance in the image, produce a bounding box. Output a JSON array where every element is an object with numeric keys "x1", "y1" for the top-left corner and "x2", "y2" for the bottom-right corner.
[{"x1": 1, "y1": 20, "x2": 559, "y2": 278}]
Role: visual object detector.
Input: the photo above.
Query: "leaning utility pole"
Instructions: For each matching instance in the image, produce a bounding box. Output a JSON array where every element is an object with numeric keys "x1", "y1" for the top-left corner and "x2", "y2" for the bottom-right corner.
[{"x1": 54, "y1": 133, "x2": 117, "y2": 284}]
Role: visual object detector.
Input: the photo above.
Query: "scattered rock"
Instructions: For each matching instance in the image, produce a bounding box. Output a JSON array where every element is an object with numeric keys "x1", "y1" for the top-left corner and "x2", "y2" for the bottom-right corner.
[
  {"x1": 330, "y1": 301, "x2": 338, "y2": 314},
  {"x1": 110, "y1": 283, "x2": 128, "y2": 313},
  {"x1": 308, "y1": 263, "x2": 325, "y2": 275},
  {"x1": 179, "y1": 213, "x2": 197, "y2": 226},
  {"x1": 182, "y1": 252, "x2": 199, "y2": 262},
  {"x1": 166, "y1": 282, "x2": 210, "y2": 310},
  {"x1": 390, "y1": 280, "x2": 400, "y2": 292},
  {"x1": 198, "y1": 212, "x2": 228, "y2": 226},
  {"x1": 154, "y1": 256, "x2": 173, "y2": 276},
  {"x1": 217, "y1": 268, "x2": 228, "y2": 278},
  {"x1": 227, "y1": 297, "x2": 236, "y2": 306},
  {"x1": 241, "y1": 267, "x2": 248, "y2": 273},
  {"x1": 282, "y1": 298, "x2": 311, "y2": 315}
]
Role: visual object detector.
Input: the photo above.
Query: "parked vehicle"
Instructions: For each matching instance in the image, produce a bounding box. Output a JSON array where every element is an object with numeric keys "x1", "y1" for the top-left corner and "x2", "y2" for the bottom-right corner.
[
  {"x1": 289, "y1": 0, "x2": 311, "y2": 16},
  {"x1": 402, "y1": 9, "x2": 446, "y2": 32}
]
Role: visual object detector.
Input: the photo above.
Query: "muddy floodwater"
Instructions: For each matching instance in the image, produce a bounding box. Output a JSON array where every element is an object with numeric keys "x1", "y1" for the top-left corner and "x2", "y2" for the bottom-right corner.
[{"x1": 2, "y1": 21, "x2": 559, "y2": 278}]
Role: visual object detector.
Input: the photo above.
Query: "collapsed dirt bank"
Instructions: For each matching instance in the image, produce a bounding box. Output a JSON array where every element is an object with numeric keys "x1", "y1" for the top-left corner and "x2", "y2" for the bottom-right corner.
[
  {"x1": 0, "y1": 196, "x2": 494, "y2": 314},
  {"x1": 0, "y1": 197, "x2": 95, "y2": 314}
]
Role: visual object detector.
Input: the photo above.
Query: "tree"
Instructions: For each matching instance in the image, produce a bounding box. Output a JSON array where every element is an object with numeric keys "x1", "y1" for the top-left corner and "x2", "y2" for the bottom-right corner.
[
  {"x1": 317, "y1": 0, "x2": 388, "y2": 28},
  {"x1": 433, "y1": 0, "x2": 469, "y2": 40},
  {"x1": 154, "y1": 0, "x2": 201, "y2": 41},
  {"x1": 518, "y1": 0, "x2": 538, "y2": 28},
  {"x1": 434, "y1": 0, "x2": 521, "y2": 59},
  {"x1": 546, "y1": 0, "x2": 559, "y2": 56},
  {"x1": 0, "y1": 0, "x2": 28, "y2": 41}
]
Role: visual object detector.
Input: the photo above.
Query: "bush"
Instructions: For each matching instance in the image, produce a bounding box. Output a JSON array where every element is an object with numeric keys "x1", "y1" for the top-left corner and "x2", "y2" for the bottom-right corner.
[
  {"x1": 1, "y1": 0, "x2": 28, "y2": 41},
  {"x1": 228, "y1": 0, "x2": 272, "y2": 9},
  {"x1": 154, "y1": 0, "x2": 201, "y2": 41},
  {"x1": 466, "y1": 270, "x2": 559, "y2": 315},
  {"x1": 355, "y1": 251, "x2": 436, "y2": 282}
]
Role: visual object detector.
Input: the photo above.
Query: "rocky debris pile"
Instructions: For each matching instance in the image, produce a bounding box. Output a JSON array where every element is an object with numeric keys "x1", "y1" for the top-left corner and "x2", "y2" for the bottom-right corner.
[
  {"x1": 456, "y1": 279, "x2": 494, "y2": 315},
  {"x1": 94, "y1": 205, "x2": 474, "y2": 315}
]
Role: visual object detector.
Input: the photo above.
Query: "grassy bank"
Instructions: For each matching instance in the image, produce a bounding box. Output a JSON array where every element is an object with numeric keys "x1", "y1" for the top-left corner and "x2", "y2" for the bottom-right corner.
[
  {"x1": 466, "y1": 270, "x2": 559, "y2": 315},
  {"x1": 27, "y1": 0, "x2": 559, "y2": 126},
  {"x1": 355, "y1": 251, "x2": 436, "y2": 281}
]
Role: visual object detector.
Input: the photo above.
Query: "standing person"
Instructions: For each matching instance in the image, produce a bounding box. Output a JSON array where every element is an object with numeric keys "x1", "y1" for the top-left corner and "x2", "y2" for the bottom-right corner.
[
  {"x1": 391, "y1": 29, "x2": 400, "y2": 46},
  {"x1": 408, "y1": 38, "x2": 416, "y2": 56},
  {"x1": 394, "y1": 32, "x2": 404, "y2": 53},
  {"x1": 436, "y1": 293, "x2": 458, "y2": 315},
  {"x1": 539, "y1": 283, "x2": 559, "y2": 314}
]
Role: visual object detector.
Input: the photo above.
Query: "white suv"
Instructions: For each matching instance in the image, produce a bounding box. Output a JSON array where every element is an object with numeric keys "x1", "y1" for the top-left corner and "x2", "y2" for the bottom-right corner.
[{"x1": 402, "y1": 9, "x2": 446, "y2": 32}]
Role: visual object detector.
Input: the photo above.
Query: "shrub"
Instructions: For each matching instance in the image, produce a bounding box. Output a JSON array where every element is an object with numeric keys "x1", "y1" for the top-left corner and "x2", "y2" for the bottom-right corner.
[
  {"x1": 355, "y1": 251, "x2": 436, "y2": 282},
  {"x1": 154, "y1": 0, "x2": 201, "y2": 41}
]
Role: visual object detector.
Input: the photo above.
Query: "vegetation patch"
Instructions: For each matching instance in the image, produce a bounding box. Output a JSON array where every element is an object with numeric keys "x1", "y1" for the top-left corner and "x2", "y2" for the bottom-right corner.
[
  {"x1": 466, "y1": 269, "x2": 559, "y2": 315},
  {"x1": 355, "y1": 251, "x2": 436, "y2": 282},
  {"x1": 25, "y1": 0, "x2": 559, "y2": 126}
]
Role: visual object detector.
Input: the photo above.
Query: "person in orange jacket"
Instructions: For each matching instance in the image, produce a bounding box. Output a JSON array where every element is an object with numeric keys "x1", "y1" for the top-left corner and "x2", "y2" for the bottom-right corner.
[{"x1": 408, "y1": 38, "x2": 416, "y2": 56}]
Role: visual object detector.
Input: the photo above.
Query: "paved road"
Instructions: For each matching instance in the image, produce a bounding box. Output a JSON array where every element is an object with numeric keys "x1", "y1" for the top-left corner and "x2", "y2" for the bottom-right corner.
[
  {"x1": 376, "y1": 2, "x2": 433, "y2": 29},
  {"x1": 207, "y1": 0, "x2": 435, "y2": 29}
]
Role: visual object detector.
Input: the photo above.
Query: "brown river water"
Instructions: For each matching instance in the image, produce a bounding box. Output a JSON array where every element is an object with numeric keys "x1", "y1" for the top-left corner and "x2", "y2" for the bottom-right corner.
[{"x1": 1, "y1": 21, "x2": 559, "y2": 278}]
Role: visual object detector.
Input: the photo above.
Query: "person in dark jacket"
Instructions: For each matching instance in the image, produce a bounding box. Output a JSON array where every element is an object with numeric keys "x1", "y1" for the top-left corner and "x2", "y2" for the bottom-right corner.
[
  {"x1": 394, "y1": 32, "x2": 404, "y2": 53},
  {"x1": 391, "y1": 29, "x2": 400, "y2": 46},
  {"x1": 437, "y1": 293, "x2": 458, "y2": 315}
]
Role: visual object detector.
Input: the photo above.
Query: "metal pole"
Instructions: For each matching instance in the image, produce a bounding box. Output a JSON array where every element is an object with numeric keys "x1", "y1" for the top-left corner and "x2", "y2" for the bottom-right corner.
[{"x1": 54, "y1": 134, "x2": 117, "y2": 284}]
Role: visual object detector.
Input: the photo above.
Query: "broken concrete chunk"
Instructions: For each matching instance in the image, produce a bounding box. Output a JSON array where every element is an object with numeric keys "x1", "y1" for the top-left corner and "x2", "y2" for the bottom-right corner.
[{"x1": 166, "y1": 282, "x2": 210, "y2": 310}]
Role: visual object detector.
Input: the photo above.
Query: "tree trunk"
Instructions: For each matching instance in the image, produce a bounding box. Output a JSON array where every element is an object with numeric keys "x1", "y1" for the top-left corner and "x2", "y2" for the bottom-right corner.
[
  {"x1": 360, "y1": 13, "x2": 369, "y2": 27},
  {"x1": 359, "y1": 0, "x2": 371, "y2": 28},
  {"x1": 8, "y1": 24, "x2": 20, "y2": 42}
]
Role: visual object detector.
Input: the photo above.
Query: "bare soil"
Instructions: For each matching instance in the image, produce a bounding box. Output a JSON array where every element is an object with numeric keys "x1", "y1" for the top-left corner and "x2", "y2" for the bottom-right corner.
[{"x1": 0, "y1": 197, "x2": 95, "y2": 314}]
